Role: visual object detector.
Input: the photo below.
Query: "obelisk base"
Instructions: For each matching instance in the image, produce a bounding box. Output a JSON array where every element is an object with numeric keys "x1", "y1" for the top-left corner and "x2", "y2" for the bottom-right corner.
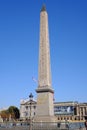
[{"x1": 34, "y1": 115, "x2": 56, "y2": 122}]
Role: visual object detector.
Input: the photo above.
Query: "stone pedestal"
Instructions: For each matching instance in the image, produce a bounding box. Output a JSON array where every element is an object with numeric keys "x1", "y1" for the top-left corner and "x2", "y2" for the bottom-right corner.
[
  {"x1": 34, "y1": 89, "x2": 56, "y2": 122},
  {"x1": 34, "y1": 115, "x2": 56, "y2": 122}
]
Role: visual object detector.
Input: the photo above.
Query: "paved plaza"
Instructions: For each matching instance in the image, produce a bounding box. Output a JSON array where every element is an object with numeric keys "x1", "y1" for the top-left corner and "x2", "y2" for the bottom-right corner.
[
  {"x1": 0, "y1": 122, "x2": 86, "y2": 130},
  {"x1": 0, "y1": 127, "x2": 86, "y2": 130}
]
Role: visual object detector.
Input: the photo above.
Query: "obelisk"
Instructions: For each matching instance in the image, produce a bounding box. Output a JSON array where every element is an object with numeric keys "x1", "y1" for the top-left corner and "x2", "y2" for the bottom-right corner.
[{"x1": 34, "y1": 5, "x2": 55, "y2": 122}]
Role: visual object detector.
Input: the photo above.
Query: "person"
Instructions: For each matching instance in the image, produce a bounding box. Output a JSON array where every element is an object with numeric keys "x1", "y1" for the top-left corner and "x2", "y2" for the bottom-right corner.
[
  {"x1": 57, "y1": 123, "x2": 61, "y2": 128},
  {"x1": 65, "y1": 119, "x2": 69, "y2": 130},
  {"x1": 85, "y1": 120, "x2": 87, "y2": 130}
]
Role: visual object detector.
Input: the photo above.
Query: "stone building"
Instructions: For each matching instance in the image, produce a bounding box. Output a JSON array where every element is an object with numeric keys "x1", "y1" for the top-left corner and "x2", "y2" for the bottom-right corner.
[
  {"x1": 54, "y1": 101, "x2": 87, "y2": 121},
  {"x1": 20, "y1": 99, "x2": 37, "y2": 121},
  {"x1": 20, "y1": 99, "x2": 87, "y2": 121}
]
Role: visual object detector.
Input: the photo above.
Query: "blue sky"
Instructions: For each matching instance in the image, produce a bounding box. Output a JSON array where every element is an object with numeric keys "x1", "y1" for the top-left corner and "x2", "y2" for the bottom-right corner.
[{"x1": 0, "y1": 0, "x2": 87, "y2": 108}]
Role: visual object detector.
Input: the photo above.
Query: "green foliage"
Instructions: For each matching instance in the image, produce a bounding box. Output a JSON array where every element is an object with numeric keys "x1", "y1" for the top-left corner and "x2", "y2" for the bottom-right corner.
[
  {"x1": 8, "y1": 106, "x2": 20, "y2": 119},
  {"x1": 0, "y1": 106, "x2": 20, "y2": 120}
]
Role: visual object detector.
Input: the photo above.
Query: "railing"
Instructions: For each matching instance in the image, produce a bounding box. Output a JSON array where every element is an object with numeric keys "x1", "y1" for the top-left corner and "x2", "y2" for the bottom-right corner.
[{"x1": 0, "y1": 121, "x2": 86, "y2": 130}]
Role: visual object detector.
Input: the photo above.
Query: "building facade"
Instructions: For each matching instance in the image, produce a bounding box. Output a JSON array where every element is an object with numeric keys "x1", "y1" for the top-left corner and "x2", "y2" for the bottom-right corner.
[
  {"x1": 20, "y1": 99, "x2": 37, "y2": 121},
  {"x1": 54, "y1": 102, "x2": 87, "y2": 121},
  {"x1": 20, "y1": 100, "x2": 87, "y2": 121}
]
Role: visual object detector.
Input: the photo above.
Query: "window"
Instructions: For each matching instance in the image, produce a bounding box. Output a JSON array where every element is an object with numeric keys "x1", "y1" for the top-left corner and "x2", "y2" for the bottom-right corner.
[
  {"x1": 26, "y1": 106, "x2": 28, "y2": 110},
  {"x1": 34, "y1": 112, "x2": 35, "y2": 115},
  {"x1": 34, "y1": 106, "x2": 36, "y2": 109}
]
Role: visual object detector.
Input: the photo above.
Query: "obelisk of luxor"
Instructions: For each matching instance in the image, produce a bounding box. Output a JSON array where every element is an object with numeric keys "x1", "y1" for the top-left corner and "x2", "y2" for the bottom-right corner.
[{"x1": 34, "y1": 5, "x2": 55, "y2": 122}]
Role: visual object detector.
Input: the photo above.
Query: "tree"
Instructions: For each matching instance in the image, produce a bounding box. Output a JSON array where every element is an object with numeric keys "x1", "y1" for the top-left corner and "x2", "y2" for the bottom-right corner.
[
  {"x1": 8, "y1": 106, "x2": 20, "y2": 119},
  {"x1": 0, "y1": 110, "x2": 9, "y2": 120}
]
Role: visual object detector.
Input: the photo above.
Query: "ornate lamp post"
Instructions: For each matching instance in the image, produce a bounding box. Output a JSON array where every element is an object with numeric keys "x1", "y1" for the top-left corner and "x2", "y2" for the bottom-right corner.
[{"x1": 29, "y1": 93, "x2": 33, "y2": 130}]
